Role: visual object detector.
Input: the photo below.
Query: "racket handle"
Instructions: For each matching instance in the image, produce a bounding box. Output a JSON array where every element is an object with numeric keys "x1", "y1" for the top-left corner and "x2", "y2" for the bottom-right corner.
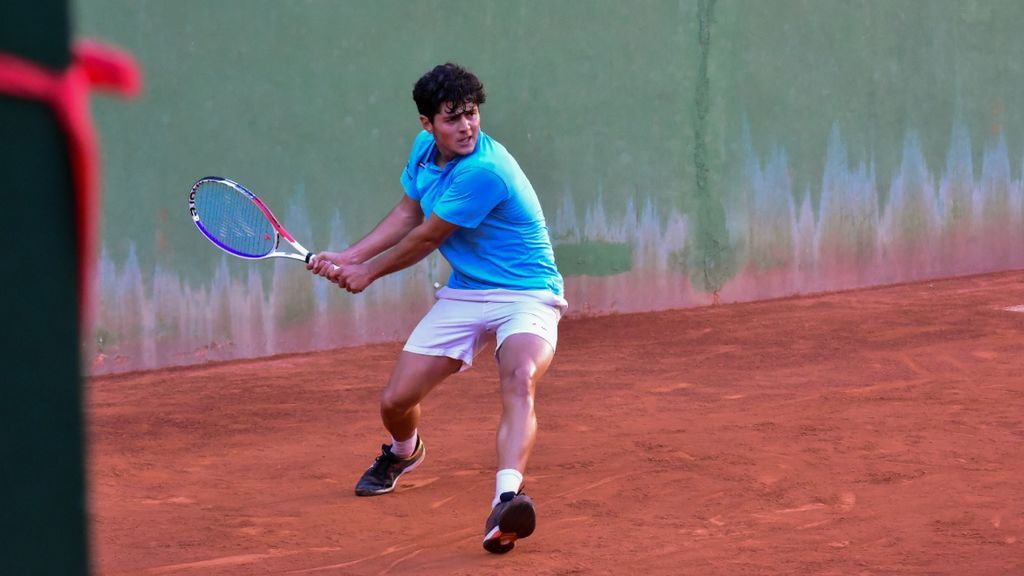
[{"x1": 306, "y1": 252, "x2": 342, "y2": 273}]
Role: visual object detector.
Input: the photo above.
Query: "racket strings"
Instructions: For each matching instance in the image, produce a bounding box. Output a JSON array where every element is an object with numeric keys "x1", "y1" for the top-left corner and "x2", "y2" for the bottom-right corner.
[{"x1": 193, "y1": 181, "x2": 277, "y2": 258}]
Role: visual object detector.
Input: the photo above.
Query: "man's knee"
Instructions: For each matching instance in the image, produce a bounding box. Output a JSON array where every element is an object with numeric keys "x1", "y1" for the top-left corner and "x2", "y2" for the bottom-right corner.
[
  {"x1": 380, "y1": 386, "x2": 416, "y2": 414},
  {"x1": 501, "y1": 364, "x2": 537, "y2": 400}
]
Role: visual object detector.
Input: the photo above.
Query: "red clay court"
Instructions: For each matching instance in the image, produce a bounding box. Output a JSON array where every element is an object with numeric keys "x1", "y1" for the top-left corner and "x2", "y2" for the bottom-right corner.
[{"x1": 88, "y1": 270, "x2": 1024, "y2": 575}]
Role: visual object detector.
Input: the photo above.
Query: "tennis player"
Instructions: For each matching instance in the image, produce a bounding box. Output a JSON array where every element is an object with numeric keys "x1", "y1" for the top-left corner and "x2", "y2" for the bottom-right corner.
[{"x1": 308, "y1": 62, "x2": 566, "y2": 554}]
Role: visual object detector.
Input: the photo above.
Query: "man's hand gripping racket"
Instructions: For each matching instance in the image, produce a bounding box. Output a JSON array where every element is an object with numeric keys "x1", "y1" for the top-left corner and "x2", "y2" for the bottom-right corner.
[{"x1": 188, "y1": 176, "x2": 340, "y2": 276}]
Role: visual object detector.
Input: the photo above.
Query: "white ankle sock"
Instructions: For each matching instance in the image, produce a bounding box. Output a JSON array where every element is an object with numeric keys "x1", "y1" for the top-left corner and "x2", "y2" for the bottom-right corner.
[
  {"x1": 390, "y1": 431, "x2": 418, "y2": 459},
  {"x1": 492, "y1": 468, "x2": 524, "y2": 508}
]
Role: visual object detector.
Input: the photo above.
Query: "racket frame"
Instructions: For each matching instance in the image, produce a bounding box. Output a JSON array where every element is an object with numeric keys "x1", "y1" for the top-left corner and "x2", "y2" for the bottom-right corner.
[{"x1": 189, "y1": 176, "x2": 313, "y2": 263}]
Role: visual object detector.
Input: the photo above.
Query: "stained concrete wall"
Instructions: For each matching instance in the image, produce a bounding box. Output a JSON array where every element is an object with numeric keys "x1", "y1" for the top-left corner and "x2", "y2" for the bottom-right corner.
[{"x1": 77, "y1": 1, "x2": 1024, "y2": 373}]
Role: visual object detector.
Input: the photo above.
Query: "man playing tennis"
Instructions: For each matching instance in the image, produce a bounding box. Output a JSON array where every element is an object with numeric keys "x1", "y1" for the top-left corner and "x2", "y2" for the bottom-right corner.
[{"x1": 307, "y1": 62, "x2": 566, "y2": 554}]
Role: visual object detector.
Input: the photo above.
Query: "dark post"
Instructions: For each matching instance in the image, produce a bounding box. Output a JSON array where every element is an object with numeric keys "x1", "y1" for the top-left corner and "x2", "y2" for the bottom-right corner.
[{"x1": 0, "y1": 0, "x2": 90, "y2": 574}]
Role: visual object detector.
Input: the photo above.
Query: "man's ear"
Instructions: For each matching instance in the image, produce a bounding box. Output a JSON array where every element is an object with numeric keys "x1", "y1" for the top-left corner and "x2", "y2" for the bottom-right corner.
[{"x1": 419, "y1": 115, "x2": 433, "y2": 133}]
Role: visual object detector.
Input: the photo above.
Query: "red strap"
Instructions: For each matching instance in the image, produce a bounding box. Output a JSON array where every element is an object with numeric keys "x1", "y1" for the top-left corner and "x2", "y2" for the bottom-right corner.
[{"x1": 0, "y1": 40, "x2": 141, "y2": 322}]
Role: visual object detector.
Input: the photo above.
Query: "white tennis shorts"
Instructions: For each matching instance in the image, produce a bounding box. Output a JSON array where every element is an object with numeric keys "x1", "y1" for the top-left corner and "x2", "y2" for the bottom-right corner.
[{"x1": 404, "y1": 287, "x2": 569, "y2": 370}]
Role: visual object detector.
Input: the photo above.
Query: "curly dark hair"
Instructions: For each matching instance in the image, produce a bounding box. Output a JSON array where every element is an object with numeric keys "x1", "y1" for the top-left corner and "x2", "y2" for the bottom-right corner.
[{"x1": 413, "y1": 63, "x2": 486, "y2": 119}]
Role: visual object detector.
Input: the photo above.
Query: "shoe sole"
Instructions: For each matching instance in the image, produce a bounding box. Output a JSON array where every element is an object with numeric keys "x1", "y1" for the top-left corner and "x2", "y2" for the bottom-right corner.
[
  {"x1": 483, "y1": 497, "x2": 536, "y2": 554},
  {"x1": 354, "y1": 447, "x2": 426, "y2": 497}
]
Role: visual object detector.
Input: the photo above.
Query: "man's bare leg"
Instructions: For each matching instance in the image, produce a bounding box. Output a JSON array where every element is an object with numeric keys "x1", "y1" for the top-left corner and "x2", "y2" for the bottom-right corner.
[
  {"x1": 483, "y1": 333, "x2": 555, "y2": 553},
  {"x1": 495, "y1": 333, "x2": 555, "y2": 473},
  {"x1": 381, "y1": 351, "x2": 463, "y2": 442},
  {"x1": 354, "y1": 351, "x2": 461, "y2": 496}
]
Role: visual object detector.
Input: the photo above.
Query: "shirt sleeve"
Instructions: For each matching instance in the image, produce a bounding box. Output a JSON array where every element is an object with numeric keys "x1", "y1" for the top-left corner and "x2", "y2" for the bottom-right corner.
[
  {"x1": 431, "y1": 167, "x2": 509, "y2": 229},
  {"x1": 401, "y1": 163, "x2": 417, "y2": 199},
  {"x1": 400, "y1": 131, "x2": 432, "y2": 200}
]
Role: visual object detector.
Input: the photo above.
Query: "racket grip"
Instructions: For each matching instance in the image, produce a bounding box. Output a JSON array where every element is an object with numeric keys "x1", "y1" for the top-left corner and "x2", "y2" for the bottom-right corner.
[{"x1": 306, "y1": 252, "x2": 341, "y2": 274}]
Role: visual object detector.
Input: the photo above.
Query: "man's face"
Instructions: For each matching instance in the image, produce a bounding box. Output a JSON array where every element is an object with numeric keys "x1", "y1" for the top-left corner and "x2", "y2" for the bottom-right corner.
[{"x1": 420, "y1": 101, "x2": 480, "y2": 162}]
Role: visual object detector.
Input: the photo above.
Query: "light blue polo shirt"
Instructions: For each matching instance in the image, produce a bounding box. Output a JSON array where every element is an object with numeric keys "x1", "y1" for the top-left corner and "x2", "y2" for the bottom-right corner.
[{"x1": 400, "y1": 130, "x2": 564, "y2": 296}]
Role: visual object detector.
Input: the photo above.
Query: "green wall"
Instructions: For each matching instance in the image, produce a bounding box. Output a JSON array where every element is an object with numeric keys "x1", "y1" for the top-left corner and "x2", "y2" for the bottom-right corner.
[
  {"x1": 77, "y1": 1, "x2": 1024, "y2": 373},
  {"x1": 79, "y1": 1, "x2": 696, "y2": 276}
]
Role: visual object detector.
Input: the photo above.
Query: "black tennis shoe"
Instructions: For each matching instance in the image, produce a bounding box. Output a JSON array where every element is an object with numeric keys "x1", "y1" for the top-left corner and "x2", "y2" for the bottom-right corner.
[
  {"x1": 482, "y1": 489, "x2": 536, "y2": 554},
  {"x1": 354, "y1": 436, "x2": 425, "y2": 496}
]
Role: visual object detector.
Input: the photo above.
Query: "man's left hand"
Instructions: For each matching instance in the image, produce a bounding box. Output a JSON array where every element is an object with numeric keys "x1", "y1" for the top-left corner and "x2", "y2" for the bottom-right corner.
[{"x1": 330, "y1": 263, "x2": 375, "y2": 294}]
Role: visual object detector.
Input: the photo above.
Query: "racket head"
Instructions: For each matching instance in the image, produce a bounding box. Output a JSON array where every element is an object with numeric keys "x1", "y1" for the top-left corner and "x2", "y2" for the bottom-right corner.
[{"x1": 189, "y1": 177, "x2": 281, "y2": 259}]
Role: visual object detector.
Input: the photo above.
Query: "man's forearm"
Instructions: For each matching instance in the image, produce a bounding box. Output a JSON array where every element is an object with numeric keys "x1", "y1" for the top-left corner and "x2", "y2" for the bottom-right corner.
[
  {"x1": 365, "y1": 226, "x2": 442, "y2": 280},
  {"x1": 347, "y1": 201, "x2": 422, "y2": 262}
]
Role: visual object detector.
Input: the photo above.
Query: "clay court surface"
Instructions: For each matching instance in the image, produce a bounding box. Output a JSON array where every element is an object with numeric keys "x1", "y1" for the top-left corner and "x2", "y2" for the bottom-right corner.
[{"x1": 88, "y1": 271, "x2": 1024, "y2": 575}]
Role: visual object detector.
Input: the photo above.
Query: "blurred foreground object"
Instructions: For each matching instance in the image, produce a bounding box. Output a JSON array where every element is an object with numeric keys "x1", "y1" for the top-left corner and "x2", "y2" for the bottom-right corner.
[{"x1": 0, "y1": 1, "x2": 141, "y2": 573}]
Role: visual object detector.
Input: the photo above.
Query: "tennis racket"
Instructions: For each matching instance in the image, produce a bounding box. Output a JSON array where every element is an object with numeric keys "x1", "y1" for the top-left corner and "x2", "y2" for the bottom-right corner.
[{"x1": 188, "y1": 176, "x2": 336, "y2": 270}]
